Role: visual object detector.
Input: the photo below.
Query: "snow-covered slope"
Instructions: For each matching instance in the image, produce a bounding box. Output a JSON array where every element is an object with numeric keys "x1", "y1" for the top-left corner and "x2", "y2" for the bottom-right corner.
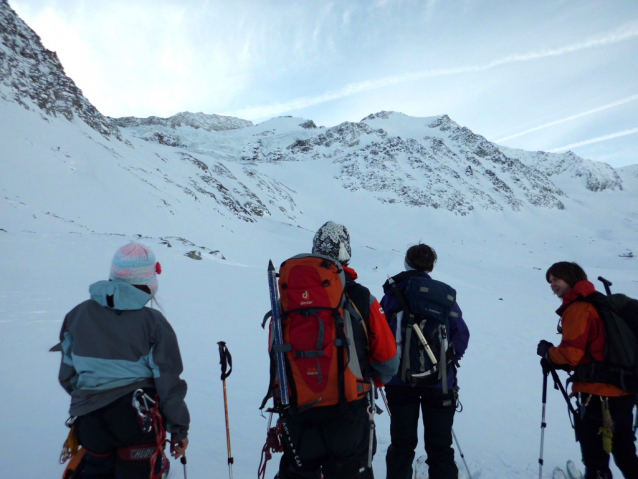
[{"x1": 2, "y1": 2, "x2": 638, "y2": 479}]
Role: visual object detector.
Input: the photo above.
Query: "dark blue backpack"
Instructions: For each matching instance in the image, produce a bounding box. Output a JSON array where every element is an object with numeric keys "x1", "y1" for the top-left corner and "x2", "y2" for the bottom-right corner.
[{"x1": 391, "y1": 275, "x2": 458, "y2": 390}]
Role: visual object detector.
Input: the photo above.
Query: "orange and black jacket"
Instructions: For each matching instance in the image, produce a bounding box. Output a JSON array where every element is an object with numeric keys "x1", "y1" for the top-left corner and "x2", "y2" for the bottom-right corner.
[
  {"x1": 548, "y1": 280, "x2": 624, "y2": 397},
  {"x1": 343, "y1": 265, "x2": 399, "y2": 386}
]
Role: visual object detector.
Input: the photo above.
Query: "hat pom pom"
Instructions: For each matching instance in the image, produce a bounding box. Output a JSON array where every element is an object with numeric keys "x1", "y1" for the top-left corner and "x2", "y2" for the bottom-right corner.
[
  {"x1": 156, "y1": 262, "x2": 162, "y2": 274},
  {"x1": 338, "y1": 241, "x2": 351, "y2": 263}
]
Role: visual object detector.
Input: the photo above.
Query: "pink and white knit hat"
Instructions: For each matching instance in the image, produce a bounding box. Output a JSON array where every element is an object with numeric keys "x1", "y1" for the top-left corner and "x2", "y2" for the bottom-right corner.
[{"x1": 109, "y1": 242, "x2": 160, "y2": 295}]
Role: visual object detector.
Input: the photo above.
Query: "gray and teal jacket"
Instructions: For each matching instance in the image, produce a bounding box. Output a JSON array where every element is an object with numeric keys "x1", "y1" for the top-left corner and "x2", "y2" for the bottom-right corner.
[{"x1": 59, "y1": 280, "x2": 190, "y2": 441}]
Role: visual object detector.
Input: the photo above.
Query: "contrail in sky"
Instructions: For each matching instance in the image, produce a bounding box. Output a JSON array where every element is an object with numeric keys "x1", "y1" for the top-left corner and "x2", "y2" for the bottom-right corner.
[
  {"x1": 494, "y1": 94, "x2": 638, "y2": 143},
  {"x1": 548, "y1": 127, "x2": 638, "y2": 152},
  {"x1": 227, "y1": 25, "x2": 638, "y2": 120}
]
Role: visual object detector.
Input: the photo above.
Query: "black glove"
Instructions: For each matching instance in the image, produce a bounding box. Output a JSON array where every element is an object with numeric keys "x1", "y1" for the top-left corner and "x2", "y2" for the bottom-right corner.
[{"x1": 537, "y1": 340, "x2": 554, "y2": 358}]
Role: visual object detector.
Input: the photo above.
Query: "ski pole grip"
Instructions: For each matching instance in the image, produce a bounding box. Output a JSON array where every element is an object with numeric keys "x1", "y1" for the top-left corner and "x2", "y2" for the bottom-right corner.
[
  {"x1": 217, "y1": 341, "x2": 233, "y2": 381},
  {"x1": 597, "y1": 276, "x2": 612, "y2": 296}
]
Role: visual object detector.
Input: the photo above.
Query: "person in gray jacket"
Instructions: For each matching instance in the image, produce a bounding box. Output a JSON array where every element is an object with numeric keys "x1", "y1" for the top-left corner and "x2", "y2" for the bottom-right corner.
[{"x1": 59, "y1": 242, "x2": 189, "y2": 478}]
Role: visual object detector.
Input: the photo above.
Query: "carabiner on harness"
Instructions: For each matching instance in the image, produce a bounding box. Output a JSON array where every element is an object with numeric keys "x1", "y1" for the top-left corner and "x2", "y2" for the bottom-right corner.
[{"x1": 132, "y1": 389, "x2": 156, "y2": 433}]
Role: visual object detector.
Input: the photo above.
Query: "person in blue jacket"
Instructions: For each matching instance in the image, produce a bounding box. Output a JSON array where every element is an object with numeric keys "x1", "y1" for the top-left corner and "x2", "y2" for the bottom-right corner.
[
  {"x1": 58, "y1": 242, "x2": 189, "y2": 478},
  {"x1": 381, "y1": 243, "x2": 470, "y2": 479}
]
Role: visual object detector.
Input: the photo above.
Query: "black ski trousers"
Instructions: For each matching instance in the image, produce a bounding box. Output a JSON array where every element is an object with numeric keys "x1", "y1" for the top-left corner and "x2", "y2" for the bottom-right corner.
[
  {"x1": 73, "y1": 389, "x2": 162, "y2": 479},
  {"x1": 385, "y1": 385, "x2": 457, "y2": 479},
  {"x1": 278, "y1": 403, "x2": 375, "y2": 479},
  {"x1": 575, "y1": 393, "x2": 638, "y2": 479}
]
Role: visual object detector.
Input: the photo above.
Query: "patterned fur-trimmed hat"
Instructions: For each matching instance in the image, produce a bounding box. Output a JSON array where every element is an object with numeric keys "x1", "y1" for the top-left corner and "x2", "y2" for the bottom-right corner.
[
  {"x1": 109, "y1": 242, "x2": 160, "y2": 295},
  {"x1": 311, "y1": 221, "x2": 351, "y2": 264}
]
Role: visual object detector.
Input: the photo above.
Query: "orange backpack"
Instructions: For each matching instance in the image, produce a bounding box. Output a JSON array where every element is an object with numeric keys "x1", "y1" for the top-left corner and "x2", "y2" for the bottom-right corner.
[{"x1": 261, "y1": 254, "x2": 372, "y2": 413}]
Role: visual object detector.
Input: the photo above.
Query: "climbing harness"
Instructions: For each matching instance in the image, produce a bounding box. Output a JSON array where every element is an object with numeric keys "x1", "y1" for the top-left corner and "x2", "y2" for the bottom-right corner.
[
  {"x1": 258, "y1": 412, "x2": 284, "y2": 479},
  {"x1": 131, "y1": 389, "x2": 168, "y2": 479}
]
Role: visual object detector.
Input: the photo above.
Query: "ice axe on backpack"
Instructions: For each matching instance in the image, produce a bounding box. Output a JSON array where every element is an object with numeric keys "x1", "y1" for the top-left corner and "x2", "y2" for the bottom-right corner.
[
  {"x1": 598, "y1": 276, "x2": 613, "y2": 296},
  {"x1": 388, "y1": 276, "x2": 438, "y2": 366},
  {"x1": 218, "y1": 341, "x2": 234, "y2": 479},
  {"x1": 387, "y1": 276, "x2": 438, "y2": 367}
]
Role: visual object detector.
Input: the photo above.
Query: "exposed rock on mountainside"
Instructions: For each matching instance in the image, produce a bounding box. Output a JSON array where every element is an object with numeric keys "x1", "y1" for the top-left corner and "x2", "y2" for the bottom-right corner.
[
  {"x1": 124, "y1": 151, "x2": 300, "y2": 223},
  {"x1": 0, "y1": 2, "x2": 121, "y2": 140},
  {"x1": 499, "y1": 147, "x2": 622, "y2": 192},
  {"x1": 112, "y1": 111, "x2": 253, "y2": 132},
  {"x1": 235, "y1": 112, "x2": 568, "y2": 215}
]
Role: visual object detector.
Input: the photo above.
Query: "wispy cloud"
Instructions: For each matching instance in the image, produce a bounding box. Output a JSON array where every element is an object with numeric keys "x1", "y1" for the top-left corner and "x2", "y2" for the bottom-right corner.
[
  {"x1": 548, "y1": 127, "x2": 638, "y2": 152},
  {"x1": 493, "y1": 94, "x2": 638, "y2": 143},
  {"x1": 226, "y1": 24, "x2": 638, "y2": 120}
]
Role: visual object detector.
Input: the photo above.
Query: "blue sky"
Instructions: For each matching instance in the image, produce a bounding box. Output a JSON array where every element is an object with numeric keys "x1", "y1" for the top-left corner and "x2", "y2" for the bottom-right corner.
[{"x1": 10, "y1": 0, "x2": 638, "y2": 167}]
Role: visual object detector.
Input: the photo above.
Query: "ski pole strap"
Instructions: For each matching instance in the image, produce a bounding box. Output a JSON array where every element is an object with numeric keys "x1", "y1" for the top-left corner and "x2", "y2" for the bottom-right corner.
[{"x1": 218, "y1": 341, "x2": 233, "y2": 381}]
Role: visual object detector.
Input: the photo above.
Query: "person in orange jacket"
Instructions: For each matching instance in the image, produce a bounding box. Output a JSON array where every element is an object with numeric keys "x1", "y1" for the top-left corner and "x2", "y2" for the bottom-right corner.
[{"x1": 537, "y1": 261, "x2": 638, "y2": 479}]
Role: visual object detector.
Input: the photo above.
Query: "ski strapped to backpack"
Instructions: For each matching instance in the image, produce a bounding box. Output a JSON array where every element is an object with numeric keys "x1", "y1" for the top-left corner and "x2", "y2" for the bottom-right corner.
[
  {"x1": 387, "y1": 274, "x2": 458, "y2": 394},
  {"x1": 267, "y1": 261, "x2": 290, "y2": 407},
  {"x1": 260, "y1": 253, "x2": 373, "y2": 414},
  {"x1": 574, "y1": 276, "x2": 638, "y2": 393}
]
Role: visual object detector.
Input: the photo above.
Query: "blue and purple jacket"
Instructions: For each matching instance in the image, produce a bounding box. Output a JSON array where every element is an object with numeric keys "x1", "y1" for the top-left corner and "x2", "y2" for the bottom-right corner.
[{"x1": 380, "y1": 270, "x2": 470, "y2": 390}]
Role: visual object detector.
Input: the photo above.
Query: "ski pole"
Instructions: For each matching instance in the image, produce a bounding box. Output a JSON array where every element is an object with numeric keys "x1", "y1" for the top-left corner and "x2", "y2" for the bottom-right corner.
[
  {"x1": 180, "y1": 455, "x2": 187, "y2": 479},
  {"x1": 268, "y1": 260, "x2": 290, "y2": 406},
  {"x1": 597, "y1": 276, "x2": 613, "y2": 296},
  {"x1": 452, "y1": 428, "x2": 472, "y2": 479},
  {"x1": 539, "y1": 360, "x2": 550, "y2": 479},
  {"x1": 218, "y1": 341, "x2": 234, "y2": 479}
]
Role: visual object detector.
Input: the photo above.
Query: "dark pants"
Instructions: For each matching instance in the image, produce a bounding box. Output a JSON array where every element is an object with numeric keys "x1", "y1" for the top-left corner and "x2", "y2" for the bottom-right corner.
[
  {"x1": 74, "y1": 390, "x2": 164, "y2": 479},
  {"x1": 385, "y1": 385, "x2": 456, "y2": 479},
  {"x1": 575, "y1": 393, "x2": 638, "y2": 479},
  {"x1": 278, "y1": 404, "x2": 375, "y2": 479}
]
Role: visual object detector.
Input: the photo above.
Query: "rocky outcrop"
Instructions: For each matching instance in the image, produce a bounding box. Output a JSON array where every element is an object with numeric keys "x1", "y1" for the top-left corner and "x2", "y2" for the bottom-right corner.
[{"x1": 0, "y1": 1, "x2": 121, "y2": 140}]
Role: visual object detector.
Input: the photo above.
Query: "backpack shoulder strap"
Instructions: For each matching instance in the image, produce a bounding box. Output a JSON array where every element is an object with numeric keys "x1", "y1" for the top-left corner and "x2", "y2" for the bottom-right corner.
[{"x1": 345, "y1": 292, "x2": 369, "y2": 342}]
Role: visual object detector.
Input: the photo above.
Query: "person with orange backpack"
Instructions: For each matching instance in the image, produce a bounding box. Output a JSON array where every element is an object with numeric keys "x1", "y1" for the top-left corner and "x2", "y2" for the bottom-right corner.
[
  {"x1": 262, "y1": 221, "x2": 399, "y2": 479},
  {"x1": 57, "y1": 242, "x2": 189, "y2": 479}
]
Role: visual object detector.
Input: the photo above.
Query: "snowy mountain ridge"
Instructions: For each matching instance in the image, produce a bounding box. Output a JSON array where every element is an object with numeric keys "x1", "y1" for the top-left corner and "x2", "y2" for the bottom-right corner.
[
  {"x1": 115, "y1": 109, "x2": 626, "y2": 215},
  {"x1": 111, "y1": 111, "x2": 253, "y2": 133},
  {"x1": 1, "y1": 0, "x2": 632, "y2": 219}
]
